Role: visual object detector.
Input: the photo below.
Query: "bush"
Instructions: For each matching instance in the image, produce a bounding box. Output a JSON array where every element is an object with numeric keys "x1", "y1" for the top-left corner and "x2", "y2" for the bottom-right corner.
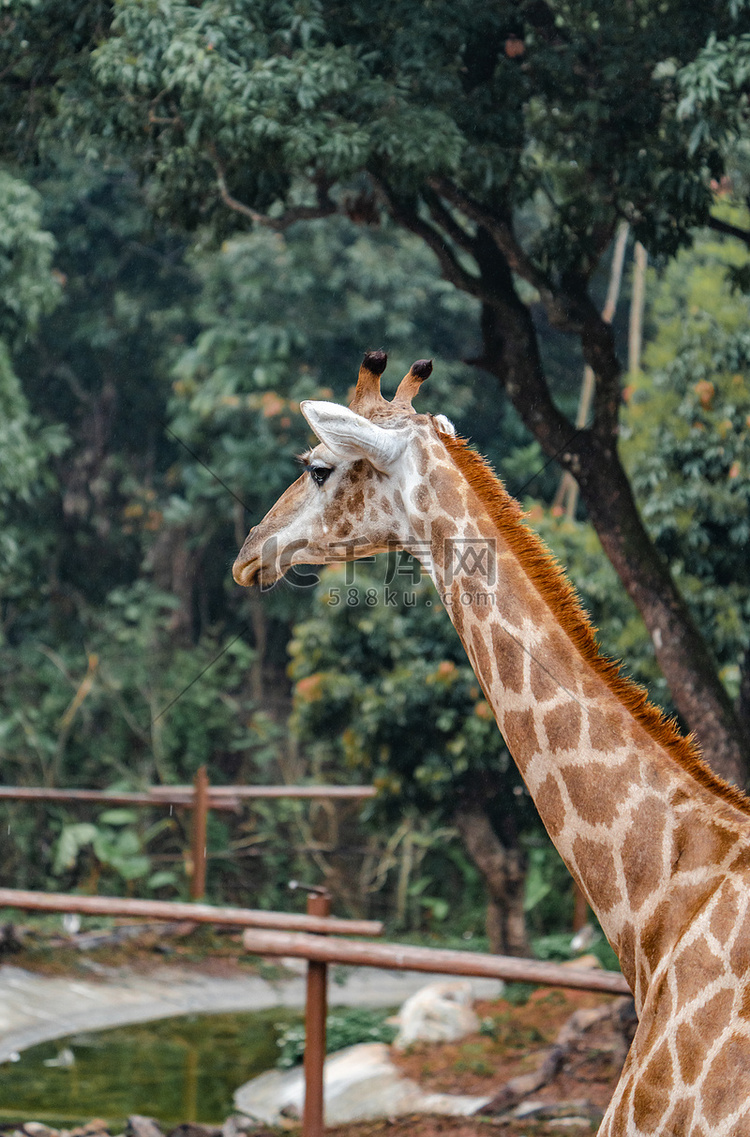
[{"x1": 276, "y1": 1006, "x2": 398, "y2": 1068}]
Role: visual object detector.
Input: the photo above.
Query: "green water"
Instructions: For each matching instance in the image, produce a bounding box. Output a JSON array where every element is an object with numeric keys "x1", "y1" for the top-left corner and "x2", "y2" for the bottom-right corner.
[{"x1": 0, "y1": 1008, "x2": 301, "y2": 1129}]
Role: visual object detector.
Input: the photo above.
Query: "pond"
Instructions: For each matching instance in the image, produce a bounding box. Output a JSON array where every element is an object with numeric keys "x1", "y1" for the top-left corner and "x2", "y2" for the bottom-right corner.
[{"x1": 0, "y1": 1007, "x2": 301, "y2": 1130}]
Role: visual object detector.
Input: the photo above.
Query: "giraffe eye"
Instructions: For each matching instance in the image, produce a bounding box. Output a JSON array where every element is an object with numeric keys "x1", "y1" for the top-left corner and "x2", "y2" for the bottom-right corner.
[{"x1": 309, "y1": 465, "x2": 333, "y2": 487}]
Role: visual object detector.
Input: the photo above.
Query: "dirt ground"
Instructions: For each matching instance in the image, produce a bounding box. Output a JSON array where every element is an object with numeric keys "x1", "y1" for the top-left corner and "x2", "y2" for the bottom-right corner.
[{"x1": 0, "y1": 920, "x2": 277, "y2": 979}]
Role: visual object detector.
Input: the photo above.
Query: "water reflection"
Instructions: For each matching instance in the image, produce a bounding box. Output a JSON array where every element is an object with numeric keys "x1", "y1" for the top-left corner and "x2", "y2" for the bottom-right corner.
[{"x1": 0, "y1": 1008, "x2": 301, "y2": 1129}]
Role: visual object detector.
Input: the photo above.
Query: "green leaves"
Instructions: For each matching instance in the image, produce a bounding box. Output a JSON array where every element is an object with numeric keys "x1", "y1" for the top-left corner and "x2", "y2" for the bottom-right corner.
[
  {"x1": 0, "y1": 172, "x2": 60, "y2": 346},
  {"x1": 623, "y1": 226, "x2": 750, "y2": 695},
  {"x1": 53, "y1": 812, "x2": 152, "y2": 883}
]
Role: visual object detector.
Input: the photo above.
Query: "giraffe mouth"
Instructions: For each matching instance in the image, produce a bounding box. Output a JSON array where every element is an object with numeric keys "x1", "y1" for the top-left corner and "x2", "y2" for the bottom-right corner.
[
  {"x1": 232, "y1": 555, "x2": 259, "y2": 587},
  {"x1": 232, "y1": 555, "x2": 281, "y2": 589}
]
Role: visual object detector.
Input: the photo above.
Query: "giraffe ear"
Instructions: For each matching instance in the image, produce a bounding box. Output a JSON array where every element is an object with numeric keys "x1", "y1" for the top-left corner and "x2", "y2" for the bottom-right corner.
[{"x1": 300, "y1": 401, "x2": 408, "y2": 471}]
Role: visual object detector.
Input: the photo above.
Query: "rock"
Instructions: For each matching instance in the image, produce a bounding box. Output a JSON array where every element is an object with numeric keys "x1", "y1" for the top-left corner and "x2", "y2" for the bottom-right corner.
[
  {"x1": 43, "y1": 1047, "x2": 75, "y2": 1068},
  {"x1": 0, "y1": 924, "x2": 25, "y2": 955},
  {"x1": 392, "y1": 980, "x2": 480, "y2": 1050},
  {"x1": 219, "y1": 1119, "x2": 256, "y2": 1137},
  {"x1": 21, "y1": 1125, "x2": 58, "y2": 1137},
  {"x1": 126, "y1": 1118, "x2": 163, "y2": 1137},
  {"x1": 167, "y1": 1126, "x2": 221, "y2": 1137},
  {"x1": 234, "y1": 1041, "x2": 491, "y2": 1125}
]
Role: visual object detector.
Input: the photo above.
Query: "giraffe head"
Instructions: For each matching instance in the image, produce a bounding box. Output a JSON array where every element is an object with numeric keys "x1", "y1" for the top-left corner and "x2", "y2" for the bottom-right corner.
[{"x1": 232, "y1": 351, "x2": 453, "y2": 589}]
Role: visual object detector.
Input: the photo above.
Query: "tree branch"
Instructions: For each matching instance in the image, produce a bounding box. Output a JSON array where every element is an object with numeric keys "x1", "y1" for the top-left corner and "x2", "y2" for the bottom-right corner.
[
  {"x1": 421, "y1": 186, "x2": 477, "y2": 256},
  {"x1": 473, "y1": 233, "x2": 578, "y2": 458},
  {"x1": 428, "y1": 177, "x2": 586, "y2": 329},
  {"x1": 210, "y1": 145, "x2": 337, "y2": 230},
  {"x1": 373, "y1": 178, "x2": 493, "y2": 305},
  {"x1": 707, "y1": 215, "x2": 750, "y2": 248},
  {"x1": 576, "y1": 291, "x2": 622, "y2": 440}
]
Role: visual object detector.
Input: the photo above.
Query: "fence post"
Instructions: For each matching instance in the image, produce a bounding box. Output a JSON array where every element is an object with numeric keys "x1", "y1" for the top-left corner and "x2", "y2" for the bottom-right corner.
[
  {"x1": 190, "y1": 766, "x2": 209, "y2": 901},
  {"x1": 303, "y1": 889, "x2": 331, "y2": 1137}
]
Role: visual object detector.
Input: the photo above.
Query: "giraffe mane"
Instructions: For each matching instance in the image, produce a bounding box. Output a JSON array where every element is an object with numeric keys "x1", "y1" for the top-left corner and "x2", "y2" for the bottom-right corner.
[{"x1": 440, "y1": 428, "x2": 750, "y2": 818}]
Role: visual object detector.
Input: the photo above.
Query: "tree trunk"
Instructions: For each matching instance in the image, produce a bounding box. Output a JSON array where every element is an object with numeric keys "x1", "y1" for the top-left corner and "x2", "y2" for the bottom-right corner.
[
  {"x1": 384, "y1": 196, "x2": 749, "y2": 786},
  {"x1": 453, "y1": 804, "x2": 529, "y2": 957},
  {"x1": 574, "y1": 435, "x2": 748, "y2": 787},
  {"x1": 476, "y1": 293, "x2": 749, "y2": 787}
]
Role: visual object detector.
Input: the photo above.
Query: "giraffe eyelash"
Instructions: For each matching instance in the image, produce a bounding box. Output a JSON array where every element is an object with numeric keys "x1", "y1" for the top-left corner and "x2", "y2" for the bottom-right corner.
[{"x1": 297, "y1": 452, "x2": 334, "y2": 486}]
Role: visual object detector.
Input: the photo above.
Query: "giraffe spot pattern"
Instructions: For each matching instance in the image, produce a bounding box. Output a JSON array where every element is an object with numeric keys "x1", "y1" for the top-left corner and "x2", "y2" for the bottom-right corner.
[
  {"x1": 544, "y1": 703, "x2": 583, "y2": 752},
  {"x1": 617, "y1": 921, "x2": 637, "y2": 993},
  {"x1": 729, "y1": 845, "x2": 750, "y2": 874},
  {"x1": 449, "y1": 581, "x2": 465, "y2": 638},
  {"x1": 560, "y1": 760, "x2": 632, "y2": 826},
  {"x1": 409, "y1": 482, "x2": 427, "y2": 513},
  {"x1": 673, "y1": 938, "x2": 725, "y2": 1011},
  {"x1": 588, "y1": 705, "x2": 626, "y2": 750},
  {"x1": 431, "y1": 515, "x2": 453, "y2": 572},
  {"x1": 257, "y1": 394, "x2": 750, "y2": 1132},
  {"x1": 470, "y1": 626, "x2": 492, "y2": 684},
  {"x1": 461, "y1": 576, "x2": 493, "y2": 621},
  {"x1": 608, "y1": 1072, "x2": 634, "y2": 1131},
  {"x1": 429, "y1": 466, "x2": 466, "y2": 515},
  {"x1": 703, "y1": 1034, "x2": 750, "y2": 1124},
  {"x1": 729, "y1": 905, "x2": 750, "y2": 977},
  {"x1": 692, "y1": 986, "x2": 734, "y2": 1050},
  {"x1": 491, "y1": 623, "x2": 524, "y2": 693},
  {"x1": 621, "y1": 796, "x2": 667, "y2": 911},
  {"x1": 414, "y1": 443, "x2": 430, "y2": 476},
  {"x1": 640, "y1": 882, "x2": 717, "y2": 970},
  {"x1": 571, "y1": 836, "x2": 622, "y2": 912},
  {"x1": 535, "y1": 774, "x2": 565, "y2": 838},
  {"x1": 676, "y1": 1019, "x2": 705, "y2": 1085},
  {"x1": 502, "y1": 708, "x2": 540, "y2": 769},
  {"x1": 632, "y1": 1039, "x2": 673, "y2": 1133},
  {"x1": 671, "y1": 817, "x2": 740, "y2": 875},
  {"x1": 739, "y1": 983, "x2": 750, "y2": 1022},
  {"x1": 529, "y1": 657, "x2": 559, "y2": 701},
  {"x1": 663, "y1": 1099, "x2": 696, "y2": 1134},
  {"x1": 635, "y1": 977, "x2": 671, "y2": 1057}
]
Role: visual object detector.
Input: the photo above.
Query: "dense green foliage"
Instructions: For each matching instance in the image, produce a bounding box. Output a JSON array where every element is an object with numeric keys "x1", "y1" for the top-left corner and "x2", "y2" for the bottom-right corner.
[
  {"x1": 624, "y1": 225, "x2": 750, "y2": 703},
  {"x1": 1, "y1": 2, "x2": 750, "y2": 943},
  {"x1": 85, "y1": 0, "x2": 730, "y2": 256}
]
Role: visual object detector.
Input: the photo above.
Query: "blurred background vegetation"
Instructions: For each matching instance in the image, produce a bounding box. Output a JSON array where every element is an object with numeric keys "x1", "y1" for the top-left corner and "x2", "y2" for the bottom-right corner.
[{"x1": 1, "y1": 0, "x2": 749, "y2": 961}]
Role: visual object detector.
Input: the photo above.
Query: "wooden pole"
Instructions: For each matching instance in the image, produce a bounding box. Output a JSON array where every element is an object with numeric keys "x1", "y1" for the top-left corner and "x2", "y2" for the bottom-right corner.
[
  {"x1": 190, "y1": 766, "x2": 209, "y2": 901},
  {"x1": 241, "y1": 928, "x2": 632, "y2": 996},
  {"x1": 304, "y1": 891, "x2": 331, "y2": 1137},
  {"x1": 0, "y1": 888, "x2": 383, "y2": 935}
]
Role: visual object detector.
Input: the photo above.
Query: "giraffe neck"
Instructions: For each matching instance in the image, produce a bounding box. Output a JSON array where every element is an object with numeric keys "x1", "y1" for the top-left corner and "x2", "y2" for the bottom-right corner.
[{"x1": 414, "y1": 432, "x2": 750, "y2": 1007}]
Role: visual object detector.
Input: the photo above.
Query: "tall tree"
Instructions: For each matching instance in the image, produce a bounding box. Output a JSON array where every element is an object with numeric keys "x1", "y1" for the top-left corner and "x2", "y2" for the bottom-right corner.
[{"x1": 79, "y1": 0, "x2": 750, "y2": 781}]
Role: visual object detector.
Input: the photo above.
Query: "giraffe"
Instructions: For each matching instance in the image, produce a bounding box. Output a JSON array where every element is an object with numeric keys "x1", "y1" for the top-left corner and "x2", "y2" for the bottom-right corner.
[{"x1": 233, "y1": 351, "x2": 750, "y2": 1135}]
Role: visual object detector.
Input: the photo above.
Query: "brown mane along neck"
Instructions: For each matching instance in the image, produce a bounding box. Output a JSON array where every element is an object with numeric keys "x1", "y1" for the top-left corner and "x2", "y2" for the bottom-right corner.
[{"x1": 439, "y1": 429, "x2": 750, "y2": 818}]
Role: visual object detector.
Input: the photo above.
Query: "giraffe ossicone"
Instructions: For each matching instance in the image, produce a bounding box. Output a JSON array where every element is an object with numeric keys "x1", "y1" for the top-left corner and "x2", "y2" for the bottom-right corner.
[{"x1": 234, "y1": 352, "x2": 750, "y2": 1136}]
